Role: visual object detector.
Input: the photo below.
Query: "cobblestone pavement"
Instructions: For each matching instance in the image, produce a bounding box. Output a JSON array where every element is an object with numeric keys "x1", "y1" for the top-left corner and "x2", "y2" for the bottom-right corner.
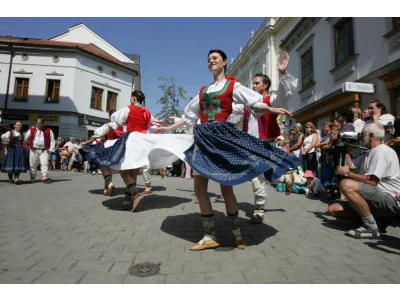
[{"x1": 0, "y1": 170, "x2": 399, "y2": 284}]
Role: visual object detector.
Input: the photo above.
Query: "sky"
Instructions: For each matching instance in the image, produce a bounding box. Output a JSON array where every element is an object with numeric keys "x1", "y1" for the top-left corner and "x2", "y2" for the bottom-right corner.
[{"x1": 1, "y1": 17, "x2": 266, "y2": 115}]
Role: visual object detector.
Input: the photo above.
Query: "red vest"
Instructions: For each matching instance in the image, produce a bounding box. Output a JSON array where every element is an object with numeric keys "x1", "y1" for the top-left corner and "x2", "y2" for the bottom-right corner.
[
  {"x1": 106, "y1": 125, "x2": 124, "y2": 140},
  {"x1": 29, "y1": 127, "x2": 51, "y2": 149},
  {"x1": 126, "y1": 105, "x2": 151, "y2": 133},
  {"x1": 9, "y1": 130, "x2": 24, "y2": 146},
  {"x1": 199, "y1": 80, "x2": 235, "y2": 123},
  {"x1": 242, "y1": 95, "x2": 280, "y2": 139}
]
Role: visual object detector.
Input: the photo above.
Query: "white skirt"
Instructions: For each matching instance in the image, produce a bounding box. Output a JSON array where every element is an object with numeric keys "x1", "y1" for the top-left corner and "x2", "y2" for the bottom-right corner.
[{"x1": 108, "y1": 132, "x2": 194, "y2": 171}]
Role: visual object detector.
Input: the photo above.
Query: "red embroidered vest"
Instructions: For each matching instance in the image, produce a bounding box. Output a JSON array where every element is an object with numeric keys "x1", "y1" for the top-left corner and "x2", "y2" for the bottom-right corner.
[
  {"x1": 9, "y1": 130, "x2": 24, "y2": 146},
  {"x1": 105, "y1": 125, "x2": 124, "y2": 140},
  {"x1": 126, "y1": 106, "x2": 151, "y2": 133},
  {"x1": 29, "y1": 127, "x2": 51, "y2": 149},
  {"x1": 199, "y1": 80, "x2": 235, "y2": 123},
  {"x1": 242, "y1": 95, "x2": 280, "y2": 139}
]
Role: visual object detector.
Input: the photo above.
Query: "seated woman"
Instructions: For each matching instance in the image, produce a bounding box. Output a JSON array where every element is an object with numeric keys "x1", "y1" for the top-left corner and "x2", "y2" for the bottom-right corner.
[{"x1": 304, "y1": 170, "x2": 325, "y2": 197}]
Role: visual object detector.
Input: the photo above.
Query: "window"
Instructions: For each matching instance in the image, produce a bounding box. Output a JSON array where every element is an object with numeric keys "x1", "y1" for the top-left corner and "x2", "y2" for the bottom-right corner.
[
  {"x1": 107, "y1": 91, "x2": 118, "y2": 111},
  {"x1": 91, "y1": 87, "x2": 103, "y2": 110},
  {"x1": 45, "y1": 80, "x2": 61, "y2": 103},
  {"x1": 301, "y1": 48, "x2": 314, "y2": 89},
  {"x1": 14, "y1": 78, "x2": 29, "y2": 101},
  {"x1": 393, "y1": 17, "x2": 400, "y2": 30},
  {"x1": 334, "y1": 18, "x2": 355, "y2": 66}
]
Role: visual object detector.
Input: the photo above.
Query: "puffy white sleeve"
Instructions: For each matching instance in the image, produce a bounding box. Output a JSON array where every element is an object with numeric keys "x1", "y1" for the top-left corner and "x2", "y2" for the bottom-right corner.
[
  {"x1": 270, "y1": 72, "x2": 298, "y2": 108},
  {"x1": 182, "y1": 94, "x2": 201, "y2": 127},
  {"x1": 94, "y1": 124, "x2": 110, "y2": 136},
  {"x1": 107, "y1": 107, "x2": 130, "y2": 130},
  {"x1": 24, "y1": 129, "x2": 31, "y2": 144},
  {"x1": 232, "y1": 82, "x2": 263, "y2": 108},
  {"x1": 1, "y1": 131, "x2": 10, "y2": 145}
]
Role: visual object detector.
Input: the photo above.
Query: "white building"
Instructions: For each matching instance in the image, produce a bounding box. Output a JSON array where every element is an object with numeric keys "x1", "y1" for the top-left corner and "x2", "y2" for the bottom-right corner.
[
  {"x1": 280, "y1": 17, "x2": 400, "y2": 128},
  {"x1": 226, "y1": 17, "x2": 301, "y2": 131},
  {"x1": 0, "y1": 24, "x2": 140, "y2": 139}
]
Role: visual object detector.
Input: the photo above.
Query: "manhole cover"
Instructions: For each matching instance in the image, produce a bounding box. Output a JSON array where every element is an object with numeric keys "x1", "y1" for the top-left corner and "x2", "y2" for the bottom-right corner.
[{"x1": 129, "y1": 263, "x2": 160, "y2": 277}]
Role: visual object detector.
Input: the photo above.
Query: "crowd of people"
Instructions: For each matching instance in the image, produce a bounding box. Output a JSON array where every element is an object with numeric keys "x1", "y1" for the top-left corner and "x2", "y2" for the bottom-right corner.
[{"x1": 1, "y1": 48, "x2": 399, "y2": 250}]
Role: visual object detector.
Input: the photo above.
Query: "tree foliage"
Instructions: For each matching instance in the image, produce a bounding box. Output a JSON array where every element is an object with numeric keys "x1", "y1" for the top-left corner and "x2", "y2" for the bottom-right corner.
[{"x1": 155, "y1": 77, "x2": 188, "y2": 121}]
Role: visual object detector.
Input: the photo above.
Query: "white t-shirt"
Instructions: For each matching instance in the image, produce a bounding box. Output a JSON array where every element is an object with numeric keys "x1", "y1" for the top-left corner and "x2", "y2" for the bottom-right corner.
[
  {"x1": 65, "y1": 141, "x2": 75, "y2": 152},
  {"x1": 353, "y1": 144, "x2": 400, "y2": 198}
]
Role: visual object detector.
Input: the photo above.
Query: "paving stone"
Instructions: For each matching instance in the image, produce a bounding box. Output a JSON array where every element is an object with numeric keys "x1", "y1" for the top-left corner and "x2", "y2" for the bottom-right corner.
[
  {"x1": 64, "y1": 250, "x2": 104, "y2": 260},
  {"x1": 219, "y1": 259, "x2": 257, "y2": 272},
  {"x1": 349, "y1": 264, "x2": 396, "y2": 277},
  {"x1": 349, "y1": 276, "x2": 396, "y2": 284},
  {"x1": 71, "y1": 260, "x2": 114, "y2": 273},
  {"x1": 0, "y1": 270, "x2": 44, "y2": 284},
  {"x1": 385, "y1": 274, "x2": 400, "y2": 283},
  {"x1": 280, "y1": 266, "x2": 325, "y2": 281},
  {"x1": 100, "y1": 251, "x2": 136, "y2": 262},
  {"x1": 0, "y1": 259, "x2": 40, "y2": 271},
  {"x1": 312, "y1": 278, "x2": 354, "y2": 284},
  {"x1": 183, "y1": 261, "x2": 220, "y2": 273},
  {"x1": 33, "y1": 271, "x2": 86, "y2": 284},
  {"x1": 134, "y1": 252, "x2": 169, "y2": 264},
  {"x1": 30, "y1": 259, "x2": 78, "y2": 272},
  {"x1": 205, "y1": 271, "x2": 247, "y2": 284},
  {"x1": 243, "y1": 269, "x2": 287, "y2": 283},
  {"x1": 158, "y1": 262, "x2": 183, "y2": 274},
  {"x1": 317, "y1": 254, "x2": 357, "y2": 266},
  {"x1": 285, "y1": 256, "x2": 326, "y2": 267},
  {"x1": 109, "y1": 262, "x2": 132, "y2": 274},
  {"x1": 80, "y1": 272, "x2": 127, "y2": 284},
  {"x1": 314, "y1": 265, "x2": 361, "y2": 279},
  {"x1": 123, "y1": 274, "x2": 165, "y2": 284},
  {"x1": 166, "y1": 272, "x2": 206, "y2": 284}
]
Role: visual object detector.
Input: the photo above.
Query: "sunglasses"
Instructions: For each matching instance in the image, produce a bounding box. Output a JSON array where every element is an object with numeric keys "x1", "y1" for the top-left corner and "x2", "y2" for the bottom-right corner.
[{"x1": 306, "y1": 126, "x2": 311, "y2": 128}]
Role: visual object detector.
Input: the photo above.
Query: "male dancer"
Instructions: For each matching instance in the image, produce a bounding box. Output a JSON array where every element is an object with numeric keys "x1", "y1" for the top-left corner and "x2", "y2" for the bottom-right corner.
[
  {"x1": 24, "y1": 118, "x2": 56, "y2": 183},
  {"x1": 235, "y1": 53, "x2": 298, "y2": 223}
]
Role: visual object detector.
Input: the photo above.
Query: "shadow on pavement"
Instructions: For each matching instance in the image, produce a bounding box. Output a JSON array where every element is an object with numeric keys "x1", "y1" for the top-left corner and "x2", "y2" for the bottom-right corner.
[
  {"x1": 238, "y1": 202, "x2": 286, "y2": 219},
  {"x1": 160, "y1": 211, "x2": 278, "y2": 249},
  {"x1": 89, "y1": 185, "x2": 167, "y2": 195},
  {"x1": 102, "y1": 194, "x2": 191, "y2": 211},
  {"x1": 364, "y1": 237, "x2": 400, "y2": 255}
]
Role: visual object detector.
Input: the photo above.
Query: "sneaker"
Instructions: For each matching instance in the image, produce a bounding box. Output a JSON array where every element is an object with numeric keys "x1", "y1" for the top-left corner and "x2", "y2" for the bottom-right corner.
[
  {"x1": 345, "y1": 226, "x2": 381, "y2": 240},
  {"x1": 92, "y1": 171, "x2": 96, "y2": 175}
]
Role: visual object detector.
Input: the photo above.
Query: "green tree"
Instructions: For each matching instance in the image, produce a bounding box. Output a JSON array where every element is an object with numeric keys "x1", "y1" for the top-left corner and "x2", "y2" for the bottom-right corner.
[{"x1": 156, "y1": 76, "x2": 188, "y2": 121}]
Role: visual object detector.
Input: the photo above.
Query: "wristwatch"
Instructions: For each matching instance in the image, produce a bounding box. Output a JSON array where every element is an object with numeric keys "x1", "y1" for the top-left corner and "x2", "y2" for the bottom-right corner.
[{"x1": 344, "y1": 172, "x2": 350, "y2": 177}]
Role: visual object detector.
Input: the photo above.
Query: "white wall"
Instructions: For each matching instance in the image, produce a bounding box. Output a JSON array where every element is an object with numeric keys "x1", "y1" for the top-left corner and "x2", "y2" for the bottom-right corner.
[
  {"x1": 0, "y1": 49, "x2": 134, "y2": 119},
  {"x1": 51, "y1": 24, "x2": 134, "y2": 64}
]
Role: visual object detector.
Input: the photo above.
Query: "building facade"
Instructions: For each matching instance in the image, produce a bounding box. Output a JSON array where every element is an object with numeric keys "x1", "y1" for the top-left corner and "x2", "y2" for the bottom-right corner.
[
  {"x1": 0, "y1": 24, "x2": 140, "y2": 139},
  {"x1": 280, "y1": 17, "x2": 400, "y2": 129},
  {"x1": 226, "y1": 17, "x2": 301, "y2": 131}
]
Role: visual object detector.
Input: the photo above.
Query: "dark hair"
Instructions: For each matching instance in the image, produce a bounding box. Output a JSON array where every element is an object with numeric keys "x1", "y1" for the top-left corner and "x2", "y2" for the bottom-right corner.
[
  {"x1": 14, "y1": 120, "x2": 22, "y2": 125},
  {"x1": 254, "y1": 74, "x2": 271, "y2": 92},
  {"x1": 36, "y1": 118, "x2": 45, "y2": 123},
  {"x1": 208, "y1": 49, "x2": 228, "y2": 71},
  {"x1": 131, "y1": 90, "x2": 145, "y2": 105},
  {"x1": 109, "y1": 109, "x2": 116, "y2": 117},
  {"x1": 338, "y1": 109, "x2": 354, "y2": 123},
  {"x1": 371, "y1": 100, "x2": 388, "y2": 114}
]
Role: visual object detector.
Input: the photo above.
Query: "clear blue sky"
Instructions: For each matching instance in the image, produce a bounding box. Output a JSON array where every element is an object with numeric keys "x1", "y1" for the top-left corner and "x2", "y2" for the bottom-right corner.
[{"x1": 3, "y1": 17, "x2": 265, "y2": 115}]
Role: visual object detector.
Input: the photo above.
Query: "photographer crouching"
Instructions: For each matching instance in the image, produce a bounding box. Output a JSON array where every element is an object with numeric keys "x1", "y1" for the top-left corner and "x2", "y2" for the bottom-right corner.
[{"x1": 328, "y1": 123, "x2": 400, "y2": 239}]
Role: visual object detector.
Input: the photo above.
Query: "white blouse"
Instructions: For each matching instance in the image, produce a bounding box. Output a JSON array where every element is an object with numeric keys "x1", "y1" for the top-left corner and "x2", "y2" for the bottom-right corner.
[
  {"x1": 303, "y1": 133, "x2": 316, "y2": 153},
  {"x1": 1, "y1": 130, "x2": 21, "y2": 145},
  {"x1": 182, "y1": 80, "x2": 263, "y2": 128}
]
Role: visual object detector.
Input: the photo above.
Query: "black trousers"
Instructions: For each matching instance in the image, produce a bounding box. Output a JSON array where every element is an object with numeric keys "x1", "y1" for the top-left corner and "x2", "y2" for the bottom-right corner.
[{"x1": 303, "y1": 152, "x2": 318, "y2": 177}]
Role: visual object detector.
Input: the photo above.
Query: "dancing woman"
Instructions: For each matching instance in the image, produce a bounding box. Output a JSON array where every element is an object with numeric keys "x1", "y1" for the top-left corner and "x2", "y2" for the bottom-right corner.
[{"x1": 155, "y1": 49, "x2": 300, "y2": 251}]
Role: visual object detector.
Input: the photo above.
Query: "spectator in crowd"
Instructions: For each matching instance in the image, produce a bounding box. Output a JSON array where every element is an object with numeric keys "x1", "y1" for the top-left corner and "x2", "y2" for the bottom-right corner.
[
  {"x1": 352, "y1": 107, "x2": 365, "y2": 134},
  {"x1": 301, "y1": 122, "x2": 318, "y2": 177},
  {"x1": 368, "y1": 100, "x2": 395, "y2": 142}
]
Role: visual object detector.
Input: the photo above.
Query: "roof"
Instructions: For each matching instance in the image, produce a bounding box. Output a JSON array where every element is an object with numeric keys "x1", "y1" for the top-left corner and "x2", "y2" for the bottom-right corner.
[{"x1": 0, "y1": 37, "x2": 127, "y2": 68}]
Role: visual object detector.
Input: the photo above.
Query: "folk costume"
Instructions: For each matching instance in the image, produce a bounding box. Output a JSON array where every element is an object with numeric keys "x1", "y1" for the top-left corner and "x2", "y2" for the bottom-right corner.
[
  {"x1": 1, "y1": 130, "x2": 26, "y2": 183},
  {"x1": 24, "y1": 127, "x2": 55, "y2": 183},
  {"x1": 233, "y1": 72, "x2": 298, "y2": 222}
]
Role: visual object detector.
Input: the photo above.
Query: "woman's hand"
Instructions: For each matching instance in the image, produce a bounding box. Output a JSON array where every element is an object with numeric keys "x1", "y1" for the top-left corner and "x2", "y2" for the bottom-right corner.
[
  {"x1": 268, "y1": 107, "x2": 293, "y2": 116},
  {"x1": 154, "y1": 127, "x2": 170, "y2": 134}
]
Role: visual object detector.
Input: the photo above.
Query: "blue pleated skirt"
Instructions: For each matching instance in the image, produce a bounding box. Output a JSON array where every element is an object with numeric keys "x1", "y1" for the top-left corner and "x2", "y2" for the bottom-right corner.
[
  {"x1": 184, "y1": 122, "x2": 300, "y2": 186},
  {"x1": 2, "y1": 145, "x2": 27, "y2": 174}
]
